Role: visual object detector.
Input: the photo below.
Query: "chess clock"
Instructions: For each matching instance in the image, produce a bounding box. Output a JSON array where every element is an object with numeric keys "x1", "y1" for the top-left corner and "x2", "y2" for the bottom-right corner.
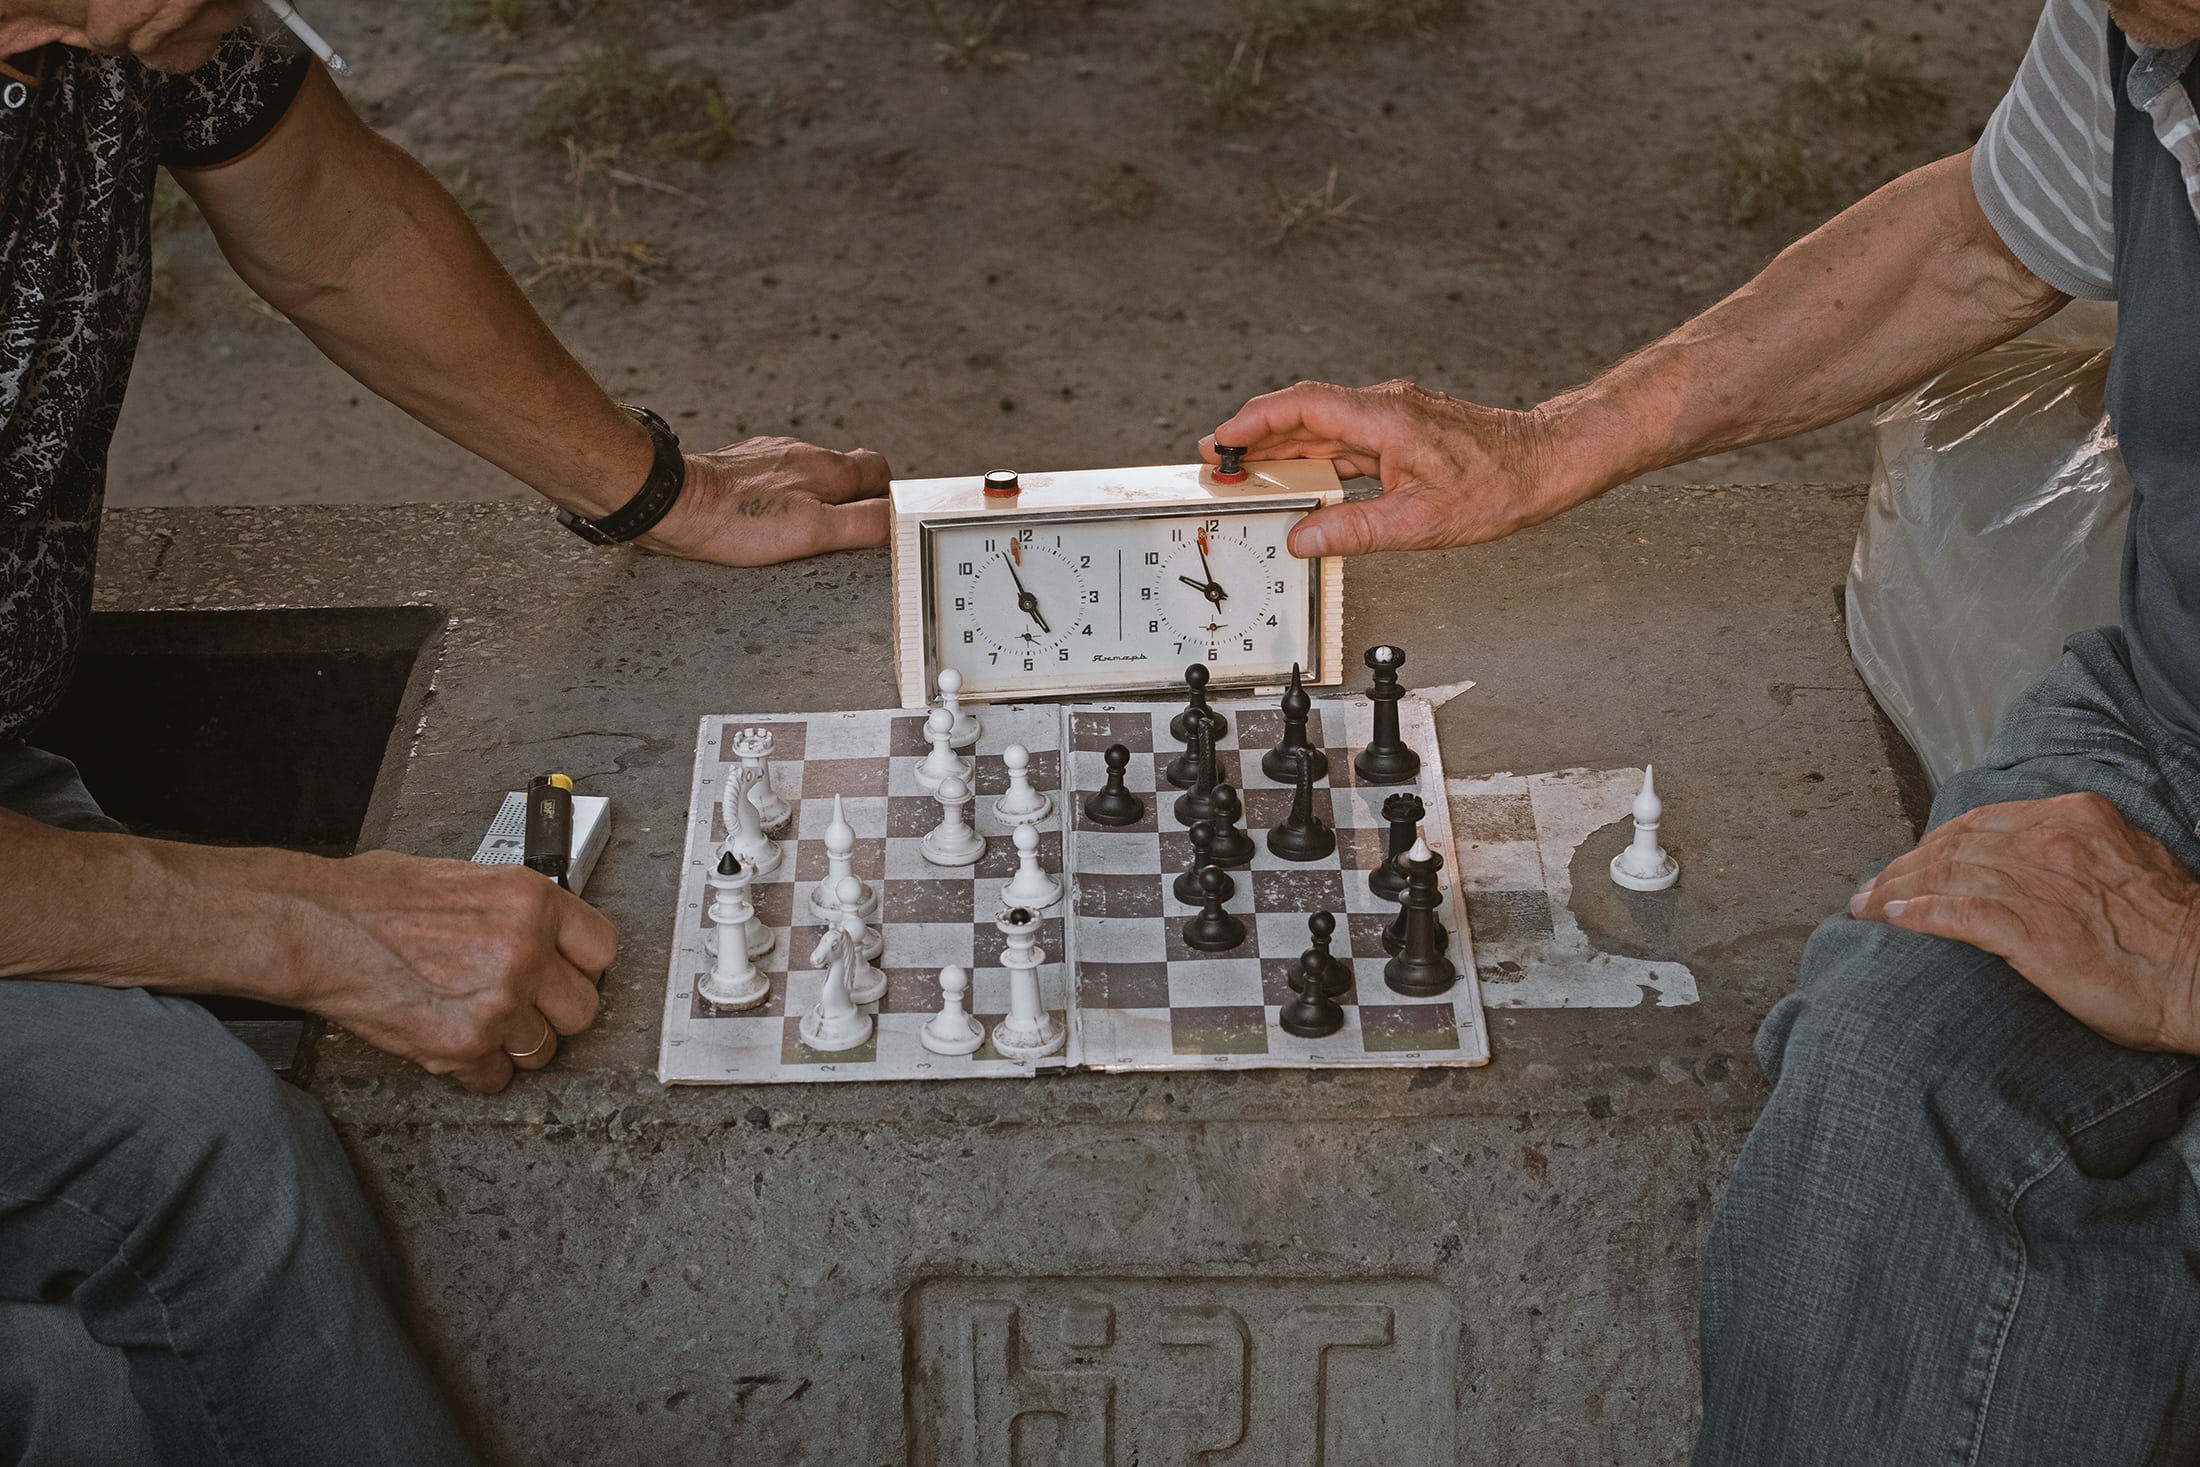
[{"x1": 891, "y1": 459, "x2": 1346, "y2": 706}]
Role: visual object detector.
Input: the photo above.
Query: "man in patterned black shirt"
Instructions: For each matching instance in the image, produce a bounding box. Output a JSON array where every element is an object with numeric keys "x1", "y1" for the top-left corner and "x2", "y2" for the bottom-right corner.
[{"x1": 0, "y1": 3, "x2": 892, "y2": 1462}]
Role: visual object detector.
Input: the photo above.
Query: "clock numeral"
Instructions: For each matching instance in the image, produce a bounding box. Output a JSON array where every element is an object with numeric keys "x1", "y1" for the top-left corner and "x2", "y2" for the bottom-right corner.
[
  {"x1": 1264, "y1": 546, "x2": 1277, "y2": 559},
  {"x1": 957, "y1": 560, "x2": 973, "y2": 575},
  {"x1": 953, "y1": 596, "x2": 967, "y2": 611},
  {"x1": 1085, "y1": 591, "x2": 1100, "y2": 604},
  {"x1": 1080, "y1": 624, "x2": 1094, "y2": 635},
  {"x1": 1017, "y1": 528, "x2": 1033, "y2": 543},
  {"x1": 1272, "y1": 580, "x2": 1285, "y2": 593},
  {"x1": 1149, "y1": 620, "x2": 1160, "y2": 633},
  {"x1": 1022, "y1": 657, "x2": 1035, "y2": 671},
  {"x1": 1140, "y1": 586, "x2": 1153, "y2": 601},
  {"x1": 1265, "y1": 615, "x2": 1277, "y2": 626},
  {"x1": 963, "y1": 630, "x2": 974, "y2": 644},
  {"x1": 1078, "y1": 555, "x2": 1091, "y2": 568},
  {"x1": 1144, "y1": 551, "x2": 1160, "y2": 565},
  {"x1": 1203, "y1": 519, "x2": 1220, "y2": 532},
  {"x1": 1057, "y1": 648, "x2": 1070, "y2": 661},
  {"x1": 982, "y1": 538, "x2": 996, "y2": 551},
  {"x1": 1242, "y1": 637, "x2": 1254, "y2": 651},
  {"x1": 1169, "y1": 529, "x2": 1182, "y2": 542}
]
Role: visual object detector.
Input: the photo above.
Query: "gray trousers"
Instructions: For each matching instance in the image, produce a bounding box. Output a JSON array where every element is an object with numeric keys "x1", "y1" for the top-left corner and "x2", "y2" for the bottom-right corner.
[
  {"x1": 1696, "y1": 626, "x2": 2200, "y2": 1464},
  {"x1": 0, "y1": 743, "x2": 476, "y2": 1466}
]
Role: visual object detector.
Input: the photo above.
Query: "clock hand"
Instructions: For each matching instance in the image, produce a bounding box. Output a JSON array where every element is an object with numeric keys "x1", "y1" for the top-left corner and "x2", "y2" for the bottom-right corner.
[
  {"x1": 1001, "y1": 553, "x2": 1052, "y2": 636},
  {"x1": 1194, "y1": 532, "x2": 1229, "y2": 605}
]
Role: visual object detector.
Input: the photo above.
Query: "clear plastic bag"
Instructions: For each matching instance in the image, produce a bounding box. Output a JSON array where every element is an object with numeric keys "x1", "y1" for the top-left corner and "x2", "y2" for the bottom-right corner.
[{"x1": 1845, "y1": 302, "x2": 2126, "y2": 791}]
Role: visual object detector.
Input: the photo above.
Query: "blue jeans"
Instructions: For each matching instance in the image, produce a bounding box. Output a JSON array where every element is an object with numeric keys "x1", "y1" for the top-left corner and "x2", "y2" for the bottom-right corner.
[
  {"x1": 1696, "y1": 627, "x2": 2200, "y2": 1464},
  {"x1": 0, "y1": 743, "x2": 476, "y2": 1466}
]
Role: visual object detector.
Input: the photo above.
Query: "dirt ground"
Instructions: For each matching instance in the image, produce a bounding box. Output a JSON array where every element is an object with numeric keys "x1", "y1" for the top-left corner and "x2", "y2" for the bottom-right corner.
[{"x1": 107, "y1": 0, "x2": 2041, "y2": 510}]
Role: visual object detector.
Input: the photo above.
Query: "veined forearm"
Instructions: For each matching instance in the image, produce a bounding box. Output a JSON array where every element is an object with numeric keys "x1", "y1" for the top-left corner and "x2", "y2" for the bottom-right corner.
[
  {"x1": 1537, "y1": 151, "x2": 2067, "y2": 500},
  {"x1": 179, "y1": 68, "x2": 650, "y2": 517},
  {"x1": 0, "y1": 808, "x2": 313, "y2": 1001}
]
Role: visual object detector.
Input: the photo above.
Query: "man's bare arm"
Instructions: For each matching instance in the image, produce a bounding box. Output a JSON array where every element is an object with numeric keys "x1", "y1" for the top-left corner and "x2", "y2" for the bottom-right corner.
[
  {"x1": 1207, "y1": 150, "x2": 2069, "y2": 557},
  {"x1": 0, "y1": 805, "x2": 616, "y2": 1092},
  {"x1": 174, "y1": 65, "x2": 889, "y2": 566}
]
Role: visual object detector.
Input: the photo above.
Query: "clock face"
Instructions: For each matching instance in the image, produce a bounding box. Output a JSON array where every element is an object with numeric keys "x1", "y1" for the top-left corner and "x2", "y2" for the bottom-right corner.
[{"x1": 925, "y1": 505, "x2": 1315, "y2": 697}]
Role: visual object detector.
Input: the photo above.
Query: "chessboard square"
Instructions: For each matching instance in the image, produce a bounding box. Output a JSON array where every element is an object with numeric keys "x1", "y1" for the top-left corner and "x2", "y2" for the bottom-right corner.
[
  {"x1": 1232, "y1": 707, "x2": 1284, "y2": 759},
  {"x1": 875, "y1": 966, "x2": 945, "y2": 1014},
  {"x1": 1241, "y1": 784, "x2": 1334, "y2": 832},
  {"x1": 793, "y1": 835, "x2": 887, "y2": 883},
  {"x1": 718, "y1": 719, "x2": 808, "y2": 764},
  {"x1": 970, "y1": 748, "x2": 1061, "y2": 798},
  {"x1": 1335, "y1": 826, "x2": 1389, "y2": 872},
  {"x1": 885, "y1": 793, "x2": 944, "y2": 839},
  {"x1": 802, "y1": 758, "x2": 891, "y2": 799},
  {"x1": 1157, "y1": 829, "x2": 1196, "y2": 870},
  {"x1": 781, "y1": 1013, "x2": 880, "y2": 1065},
  {"x1": 1258, "y1": 957, "x2": 1357, "y2": 1006},
  {"x1": 971, "y1": 828, "x2": 1062, "y2": 880},
  {"x1": 1357, "y1": 1003, "x2": 1463, "y2": 1053},
  {"x1": 971, "y1": 916, "x2": 1067, "y2": 968},
  {"x1": 885, "y1": 836, "x2": 970, "y2": 880},
  {"x1": 799, "y1": 714, "x2": 893, "y2": 760},
  {"x1": 1077, "y1": 961, "x2": 1171, "y2": 1008},
  {"x1": 687, "y1": 971, "x2": 788, "y2": 1019},
  {"x1": 1075, "y1": 915, "x2": 1166, "y2": 963},
  {"x1": 749, "y1": 883, "x2": 797, "y2": 929},
  {"x1": 1344, "y1": 911, "x2": 1394, "y2": 959},
  {"x1": 1169, "y1": 1005, "x2": 1270, "y2": 1057},
  {"x1": 1162, "y1": 957, "x2": 1264, "y2": 1006},
  {"x1": 1249, "y1": 868, "x2": 1347, "y2": 914},
  {"x1": 1328, "y1": 783, "x2": 1397, "y2": 829},
  {"x1": 887, "y1": 921, "x2": 983, "y2": 969},
  {"x1": 1250, "y1": 909, "x2": 1331, "y2": 961},
  {"x1": 884, "y1": 879, "x2": 976, "y2": 925},
  {"x1": 1075, "y1": 831, "x2": 1162, "y2": 874},
  {"x1": 888, "y1": 715, "x2": 933, "y2": 757},
  {"x1": 1453, "y1": 790, "x2": 1536, "y2": 843},
  {"x1": 1070, "y1": 711, "x2": 1156, "y2": 753},
  {"x1": 1076, "y1": 874, "x2": 1165, "y2": 919},
  {"x1": 1465, "y1": 887, "x2": 1556, "y2": 943}
]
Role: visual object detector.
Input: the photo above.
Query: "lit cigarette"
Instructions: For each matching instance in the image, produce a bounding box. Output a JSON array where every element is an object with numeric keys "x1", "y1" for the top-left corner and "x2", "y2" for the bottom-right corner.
[{"x1": 266, "y1": 0, "x2": 350, "y2": 76}]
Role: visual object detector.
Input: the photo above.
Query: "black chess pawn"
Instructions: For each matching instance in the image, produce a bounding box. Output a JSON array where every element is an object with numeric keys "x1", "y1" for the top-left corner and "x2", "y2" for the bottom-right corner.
[
  {"x1": 1287, "y1": 911, "x2": 1352, "y2": 999},
  {"x1": 1353, "y1": 644, "x2": 1421, "y2": 786},
  {"x1": 1168, "y1": 663, "x2": 1228, "y2": 747},
  {"x1": 1369, "y1": 792, "x2": 1424, "y2": 902},
  {"x1": 1267, "y1": 746, "x2": 1335, "y2": 862},
  {"x1": 1173, "y1": 821, "x2": 1221, "y2": 904},
  {"x1": 1182, "y1": 865, "x2": 1247, "y2": 952},
  {"x1": 1261, "y1": 662, "x2": 1329, "y2": 784},
  {"x1": 1278, "y1": 949, "x2": 1345, "y2": 1038},
  {"x1": 1203, "y1": 783, "x2": 1256, "y2": 867},
  {"x1": 1384, "y1": 844, "x2": 1458, "y2": 996},
  {"x1": 1172, "y1": 712, "x2": 1222, "y2": 826},
  {"x1": 1082, "y1": 744, "x2": 1145, "y2": 827}
]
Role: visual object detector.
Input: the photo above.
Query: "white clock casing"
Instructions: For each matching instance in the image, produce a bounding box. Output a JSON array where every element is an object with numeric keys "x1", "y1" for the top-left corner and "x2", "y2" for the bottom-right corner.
[{"x1": 891, "y1": 460, "x2": 1346, "y2": 706}]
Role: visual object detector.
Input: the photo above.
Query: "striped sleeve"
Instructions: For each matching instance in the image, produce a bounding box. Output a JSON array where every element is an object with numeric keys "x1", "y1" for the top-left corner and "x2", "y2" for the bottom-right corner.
[{"x1": 1971, "y1": 0, "x2": 2118, "y2": 300}]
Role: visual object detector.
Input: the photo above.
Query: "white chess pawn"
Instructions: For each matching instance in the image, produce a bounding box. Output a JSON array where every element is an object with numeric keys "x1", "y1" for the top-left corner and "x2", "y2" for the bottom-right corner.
[
  {"x1": 733, "y1": 727, "x2": 790, "y2": 832},
  {"x1": 698, "y1": 852, "x2": 771, "y2": 1009},
  {"x1": 914, "y1": 707, "x2": 975, "y2": 792},
  {"x1": 920, "y1": 774, "x2": 987, "y2": 867},
  {"x1": 937, "y1": 667, "x2": 981, "y2": 749},
  {"x1": 999, "y1": 820, "x2": 1062, "y2": 910},
  {"x1": 837, "y1": 876, "x2": 888, "y2": 1005},
  {"x1": 809, "y1": 794, "x2": 881, "y2": 925},
  {"x1": 799, "y1": 925, "x2": 873, "y2": 1052},
  {"x1": 720, "y1": 763, "x2": 782, "y2": 878},
  {"x1": 992, "y1": 742, "x2": 1053, "y2": 825},
  {"x1": 988, "y1": 908, "x2": 1062, "y2": 1061},
  {"x1": 919, "y1": 963, "x2": 985, "y2": 1056},
  {"x1": 1610, "y1": 764, "x2": 1680, "y2": 892}
]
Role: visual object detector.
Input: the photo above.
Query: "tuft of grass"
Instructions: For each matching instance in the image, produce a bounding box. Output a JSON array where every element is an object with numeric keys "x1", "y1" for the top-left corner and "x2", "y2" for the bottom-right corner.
[
  {"x1": 1723, "y1": 128, "x2": 1825, "y2": 225},
  {"x1": 515, "y1": 141, "x2": 661, "y2": 304},
  {"x1": 1188, "y1": 0, "x2": 1461, "y2": 121},
  {"x1": 1799, "y1": 49, "x2": 1945, "y2": 127},
  {"x1": 1264, "y1": 163, "x2": 1366, "y2": 245},
  {"x1": 531, "y1": 43, "x2": 744, "y2": 160},
  {"x1": 1078, "y1": 162, "x2": 1163, "y2": 216}
]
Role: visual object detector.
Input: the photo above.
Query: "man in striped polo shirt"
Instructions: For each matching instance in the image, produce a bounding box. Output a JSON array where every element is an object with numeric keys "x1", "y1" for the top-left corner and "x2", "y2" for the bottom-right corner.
[{"x1": 1212, "y1": 1, "x2": 2200, "y2": 1459}]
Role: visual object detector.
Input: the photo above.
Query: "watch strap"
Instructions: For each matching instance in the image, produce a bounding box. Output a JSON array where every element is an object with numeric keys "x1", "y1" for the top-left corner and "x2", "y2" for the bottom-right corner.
[{"x1": 556, "y1": 405, "x2": 686, "y2": 546}]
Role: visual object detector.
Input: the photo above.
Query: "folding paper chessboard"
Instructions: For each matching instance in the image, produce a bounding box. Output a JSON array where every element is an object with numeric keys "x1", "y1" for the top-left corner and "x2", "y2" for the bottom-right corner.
[{"x1": 656, "y1": 696, "x2": 1487, "y2": 1084}]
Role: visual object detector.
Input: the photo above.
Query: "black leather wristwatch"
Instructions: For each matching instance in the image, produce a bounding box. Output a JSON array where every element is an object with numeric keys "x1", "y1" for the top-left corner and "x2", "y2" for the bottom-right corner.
[{"x1": 555, "y1": 404, "x2": 686, "y2": 546}]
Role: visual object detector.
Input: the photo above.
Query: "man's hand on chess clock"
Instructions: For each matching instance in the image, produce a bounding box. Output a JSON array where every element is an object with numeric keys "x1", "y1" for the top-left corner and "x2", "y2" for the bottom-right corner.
[
  {"x1": 1202, "y1": 380, "x2": 1580, "y2": 558},
  {"x1": 637, "y1": 436, "x2": 893, "y2": 567}
]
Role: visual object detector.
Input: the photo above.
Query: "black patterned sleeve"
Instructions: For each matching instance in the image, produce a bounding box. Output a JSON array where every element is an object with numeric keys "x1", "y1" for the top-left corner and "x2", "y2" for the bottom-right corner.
[{"x1": 151, "y1": 27, "x2": 312, "y2": 170}]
